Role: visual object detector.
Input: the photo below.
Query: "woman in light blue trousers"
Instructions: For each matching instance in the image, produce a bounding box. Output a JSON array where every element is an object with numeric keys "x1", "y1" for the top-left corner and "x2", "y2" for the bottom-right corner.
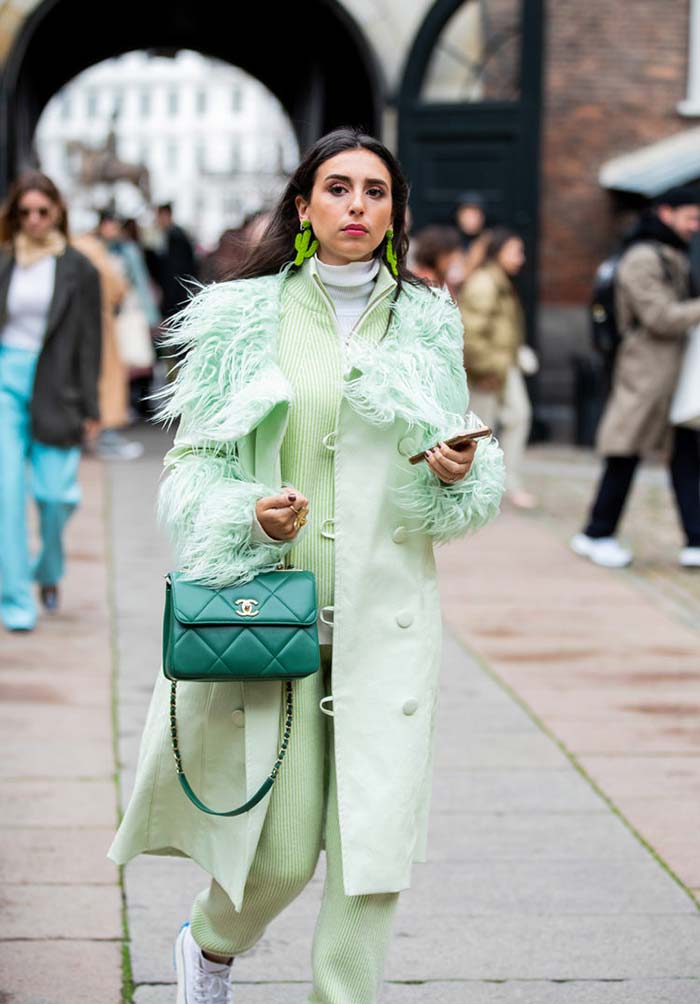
[{"x1": 0, "y1": 171, "x2": 101, "y2": 631}]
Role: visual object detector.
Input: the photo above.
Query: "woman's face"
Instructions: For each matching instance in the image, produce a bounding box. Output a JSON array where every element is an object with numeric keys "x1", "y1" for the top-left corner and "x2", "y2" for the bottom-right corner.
[
  {"x1": 295, "y1": 148, "x2": 394, "y2": 267},
  {"x1": 17, "y1": 189, "x2": 60, "y2": 242},
  {"x1": 497, "y1": 237, "x2": 526, "y2": 276}
]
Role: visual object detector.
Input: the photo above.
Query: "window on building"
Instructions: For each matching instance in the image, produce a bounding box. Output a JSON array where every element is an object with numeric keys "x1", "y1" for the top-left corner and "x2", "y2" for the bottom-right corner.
[
  {"x1": 112, "y1": 89, "x2": 123, "y2": 118},
  {"x1": 61, "y1": 94, "x2": 71, "y2": 120},
  {"x1": 224, "y1": 192, "x2": 241, "y2": 217},
  {"x1": 167, "y1": 141, "x2": 178, "y2": 170},
  {"x1": 140, "y1": 90, "x2": 151, "y2": 117},
  {"x1": 232, "y1": 86, "x2": 242, "y2": 112},
  {"x1": 680, "y1": 0, "x2": 700, "y2": 115},
  {"x1": 196, "y1": 142, "x2": 207, "y2": 171},
  {"x1": 196, "y1": 90, "x2": 207, "y2": 115},
  {"x1": 168, "y1": 89, "x2": 179, "y2": 116},
  {"x1": 421, "y1": 0, "x2": 522, "y2": 103},
  {"x1": 230, "y1": 142, "x2": 240, "y2": 172},
  {"x1": 86, "y1": 90, "x2": 99, "y2": 119}
]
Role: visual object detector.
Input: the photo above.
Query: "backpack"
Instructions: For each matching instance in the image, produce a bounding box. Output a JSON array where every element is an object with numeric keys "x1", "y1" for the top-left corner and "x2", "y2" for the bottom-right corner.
[
  {"x1": 590, "y1": 253, "x2": 622, "y2": 364},
  {"x1": 590, "y1": 243, "x2": 674, "y2": 367}
]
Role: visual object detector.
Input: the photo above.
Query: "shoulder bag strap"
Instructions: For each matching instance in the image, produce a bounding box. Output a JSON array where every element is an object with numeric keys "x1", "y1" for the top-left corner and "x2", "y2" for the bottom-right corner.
[{"x1": 169, "y1": 679, "x2": 293, "y2": 817}]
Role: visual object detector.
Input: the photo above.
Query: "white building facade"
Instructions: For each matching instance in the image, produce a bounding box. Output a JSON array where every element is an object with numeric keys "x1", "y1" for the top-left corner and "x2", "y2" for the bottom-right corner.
[{"x1": 35, "y1": 50, "x2": 299, "y2": 247}]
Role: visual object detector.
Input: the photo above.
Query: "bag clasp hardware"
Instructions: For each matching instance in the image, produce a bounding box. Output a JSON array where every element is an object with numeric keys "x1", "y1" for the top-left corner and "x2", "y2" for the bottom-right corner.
[{"x1": 234, "y1": 598, "x2": 260, "y2": 617}]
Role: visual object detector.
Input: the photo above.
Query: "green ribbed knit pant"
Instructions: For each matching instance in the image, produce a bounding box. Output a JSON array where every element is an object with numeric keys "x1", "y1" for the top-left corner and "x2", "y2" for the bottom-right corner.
[{"x1": 189, "y1": 648, "x2": 400, "y2": 1003}]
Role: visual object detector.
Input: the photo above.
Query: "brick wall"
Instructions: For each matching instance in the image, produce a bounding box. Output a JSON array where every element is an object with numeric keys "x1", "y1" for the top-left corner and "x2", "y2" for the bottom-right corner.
[{"x1": 540, "y1": 0, "x2": 691, "y2": 304}]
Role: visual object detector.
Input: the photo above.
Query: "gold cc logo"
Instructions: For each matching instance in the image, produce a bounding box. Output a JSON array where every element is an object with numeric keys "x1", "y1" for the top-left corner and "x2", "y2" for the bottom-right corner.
[{"x1": 234, "y1": 599, "x2": 260, "y2": 617}]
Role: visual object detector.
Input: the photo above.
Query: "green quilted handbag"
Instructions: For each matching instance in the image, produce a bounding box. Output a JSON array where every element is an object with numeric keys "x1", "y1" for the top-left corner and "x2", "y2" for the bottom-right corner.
[{"x1": 163, "y1": 568, "x2": 320, "y2": 817}]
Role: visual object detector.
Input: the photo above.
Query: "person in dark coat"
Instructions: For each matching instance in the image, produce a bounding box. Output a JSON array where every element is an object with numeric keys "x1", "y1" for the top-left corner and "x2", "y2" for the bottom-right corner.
[
  {"x1": 571, "y1": 185, "x2": 700, "y2": 569},
  {"x1": 154, "y1": 203, "x2": 197, "y2": 319},
  {"x1": 0, "y1": 171, "x2": 102, "y2": 630}
]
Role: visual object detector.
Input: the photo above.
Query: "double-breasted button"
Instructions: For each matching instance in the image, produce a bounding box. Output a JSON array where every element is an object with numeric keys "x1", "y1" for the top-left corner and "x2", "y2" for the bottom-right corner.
[
  {"x1": 398, "y1": 436, "x2": 415, "y2": 457},
  {"x1": 320, "y1": 518, "x2": 336, "y2": 540},
  {"x1": 402, "y1": 699, "x2": 418, "y2": 716},
  {"x1": 392, "y1": 526, "x2": 408, "y2": 544},
  {"x1": 231, "y1": 709, "x2": 245, "y2": 728},
  {"x1": 396, "y1": 611, "x2": 413, "y2": 629}
]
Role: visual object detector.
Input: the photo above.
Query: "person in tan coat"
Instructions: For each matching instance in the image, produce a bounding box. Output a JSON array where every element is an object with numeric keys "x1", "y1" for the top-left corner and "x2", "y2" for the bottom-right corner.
[
  {"x1": 571, "y1": 185, "x2": 700, "y2": 568},
  {"x1": 71, "y1": 232, "x2": 128, "y2": 430},
  {"x1": 459, "y1": 227, "x2": 538, "y2": 507}
]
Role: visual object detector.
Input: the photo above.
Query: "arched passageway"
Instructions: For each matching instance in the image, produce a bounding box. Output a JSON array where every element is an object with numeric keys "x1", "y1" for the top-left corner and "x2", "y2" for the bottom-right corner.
[{"x1": 0, "y1": 0, "x2": 382, "y2": 187}]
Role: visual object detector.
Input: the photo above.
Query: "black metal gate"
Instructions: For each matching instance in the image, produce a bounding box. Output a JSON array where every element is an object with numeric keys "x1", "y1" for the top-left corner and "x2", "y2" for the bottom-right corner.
[{"x1": 398, "y1": 0, "x2": 544, "y2": 340}]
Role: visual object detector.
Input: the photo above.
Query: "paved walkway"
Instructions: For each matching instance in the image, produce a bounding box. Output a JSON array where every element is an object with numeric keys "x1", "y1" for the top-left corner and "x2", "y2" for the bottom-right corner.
[
  {"x1": 0, "y1": 458, "x2": 122, "y2": 1003},
  {"x1": 2, "y1": 430, "x2": 700, "y2": 1003}
]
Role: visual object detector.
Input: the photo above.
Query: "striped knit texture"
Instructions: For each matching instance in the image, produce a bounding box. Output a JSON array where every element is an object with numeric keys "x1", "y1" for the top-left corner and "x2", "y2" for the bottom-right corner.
[
  {"x1": 190, "y1": 649, "x2": 399, "y2": 1003},
  {"x1": 277, "y1": 270, "x2": 343, "y2": 610}
]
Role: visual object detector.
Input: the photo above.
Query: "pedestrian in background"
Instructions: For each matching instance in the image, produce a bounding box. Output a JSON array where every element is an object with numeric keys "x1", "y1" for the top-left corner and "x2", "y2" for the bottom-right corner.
[
  {"x1": 109, "y1": 127, "x2": 504, "y2": 1004},
  {"x1": 460, "y1": 226, "x2": 538, "y2": 509},
  {"x1": 97, "y1": 210, "x2": 158, "y2": 451},
  {"x1": 455, "y1": 190, "x2": 489, "y2": 282},
  {"x1": 571, "y1": 185, "x2": 700, "y2": 569},
  {"x1": 153, "y1": 201, "x2": 197, "y2": 320},
  {"x1": 410, "y1": 223, "x2": 465, "y2": 295},
  {"x1": 0, "y1": 171, "x2": 101, "y2": 630},
  {"x1": 71, "y1": 226, "x2": 129, "y2": 445}
]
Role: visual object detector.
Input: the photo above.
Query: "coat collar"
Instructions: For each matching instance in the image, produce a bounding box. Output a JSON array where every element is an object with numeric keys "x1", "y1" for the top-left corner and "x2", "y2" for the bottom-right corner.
[{"x1": 162, "y1": 264, "x2": 469, "y2": 450}]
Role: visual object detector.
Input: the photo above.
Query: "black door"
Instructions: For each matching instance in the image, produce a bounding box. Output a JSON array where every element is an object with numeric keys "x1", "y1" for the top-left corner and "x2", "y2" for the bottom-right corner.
[{"x1": 399, "y1": 0, "x2": 544, "y2": 340}]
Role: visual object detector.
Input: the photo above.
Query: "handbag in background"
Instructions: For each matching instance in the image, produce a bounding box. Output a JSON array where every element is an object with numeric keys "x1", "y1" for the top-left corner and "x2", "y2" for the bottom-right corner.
[{"x1": 670, "y1": 325, "x2": 700, "y2": 430}]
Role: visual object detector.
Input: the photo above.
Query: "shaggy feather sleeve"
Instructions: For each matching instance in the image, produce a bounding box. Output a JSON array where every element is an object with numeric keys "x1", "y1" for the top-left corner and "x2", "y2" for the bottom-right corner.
[
  {"x1": 154, "y1": 280, "x2": 293, "y2": 586},
  {"x1": 395, "y1": 294, "x2": 505, "y2": 542},
  {"x1": 158, "y1": 444, "x2": 293, "y2": 587}
]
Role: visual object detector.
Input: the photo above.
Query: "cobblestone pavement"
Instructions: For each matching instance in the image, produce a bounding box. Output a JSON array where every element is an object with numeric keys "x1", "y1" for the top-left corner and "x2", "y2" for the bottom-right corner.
[{"x1": 2, "y1": 431, "x2": 699, "y2": 1004}]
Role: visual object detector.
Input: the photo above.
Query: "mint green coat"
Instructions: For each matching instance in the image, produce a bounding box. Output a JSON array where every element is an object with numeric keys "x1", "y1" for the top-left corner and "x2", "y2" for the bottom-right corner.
[{"x1": 109, "y1": 262, "x2": 505, "y2": 907}]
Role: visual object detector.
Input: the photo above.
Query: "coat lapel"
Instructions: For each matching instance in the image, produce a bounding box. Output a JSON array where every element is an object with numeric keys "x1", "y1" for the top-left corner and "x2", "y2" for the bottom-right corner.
[
  {"x1": 43, "y1": 250, "x2": 77, "y2": 345},
  {"x1": 0, "y1": 253, "x2": 15, "y2": 329}
]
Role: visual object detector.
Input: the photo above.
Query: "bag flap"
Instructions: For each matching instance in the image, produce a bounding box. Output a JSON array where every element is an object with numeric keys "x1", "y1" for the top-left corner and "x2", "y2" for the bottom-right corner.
[{"x1": 169, "y1": 570, "x2": 318, "y2": 627}]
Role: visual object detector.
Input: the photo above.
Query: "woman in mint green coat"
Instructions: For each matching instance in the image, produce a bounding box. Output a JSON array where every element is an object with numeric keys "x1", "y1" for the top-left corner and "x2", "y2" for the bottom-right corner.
[{"x1": 109, "y1": 129, "x2": 504, "y2": 1004}]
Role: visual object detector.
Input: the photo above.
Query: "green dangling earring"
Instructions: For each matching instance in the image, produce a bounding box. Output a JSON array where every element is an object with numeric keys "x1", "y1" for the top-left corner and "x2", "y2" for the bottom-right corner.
[
  {"x1": 293, "y1": 219, "x2": 319, "y2": 266},
  {"x1": 385, "y1": 228, "x2": 399, "y2": 278}
]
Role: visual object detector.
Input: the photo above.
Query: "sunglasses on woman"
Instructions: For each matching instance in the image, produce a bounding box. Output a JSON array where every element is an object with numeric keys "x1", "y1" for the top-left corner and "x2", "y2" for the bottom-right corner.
[{"x1": 19, "y1": 206, "x2": 50, "y2": 218}]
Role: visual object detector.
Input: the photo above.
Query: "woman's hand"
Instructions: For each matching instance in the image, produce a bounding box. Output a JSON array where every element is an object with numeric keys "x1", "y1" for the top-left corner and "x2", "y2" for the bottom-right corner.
[
  {"x1": 426, "y1": 441, "x2": 477, "y2": 486},
  {"x1": 256, "y1": 488, "x2": 310, "y2": 541},
  {"x1": 83, "y1": 418, "x2": 101, "y2": 444}
]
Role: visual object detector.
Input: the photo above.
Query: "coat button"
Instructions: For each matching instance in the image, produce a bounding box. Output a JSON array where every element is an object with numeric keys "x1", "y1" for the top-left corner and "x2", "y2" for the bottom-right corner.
[
  {"x1": 392, "y1": 526, "x2": 408, "y2": 544},
  {"x1": 396, "y1": 611, "x2": 413, "y2": 628},
  {"x1": 231, "y1": 709, "x2": 245, "y2": 728},
  {"x1": 402, "y1": 699, "x2": 418, "y2": 716}
]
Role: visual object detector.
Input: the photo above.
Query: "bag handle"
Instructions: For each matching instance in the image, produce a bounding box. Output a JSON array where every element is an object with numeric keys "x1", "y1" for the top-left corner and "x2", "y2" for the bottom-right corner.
[{"x1": 169, "y1": 680, "x2": 293, "y2": 817}]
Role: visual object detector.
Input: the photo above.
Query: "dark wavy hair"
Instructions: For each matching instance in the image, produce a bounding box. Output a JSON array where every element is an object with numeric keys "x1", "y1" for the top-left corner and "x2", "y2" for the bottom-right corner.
[
  {"x1": 230, "y1": 127, "x2": 417, "y2": 289},
  {"x1": 483, "y1": 226, "x2": 522, "y2": 263},
  {"x1": 0, "y1": 170, "x2": 69, "y2": 245}
]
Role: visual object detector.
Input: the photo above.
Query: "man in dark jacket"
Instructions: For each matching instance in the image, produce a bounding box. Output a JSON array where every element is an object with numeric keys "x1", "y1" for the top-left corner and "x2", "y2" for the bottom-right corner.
[
  {"x1": 154, "y1": 203, "x2": 197, "y2": 320},
  {"x1": 571, "y1": 185, "x2": 700, "y2": 569}
]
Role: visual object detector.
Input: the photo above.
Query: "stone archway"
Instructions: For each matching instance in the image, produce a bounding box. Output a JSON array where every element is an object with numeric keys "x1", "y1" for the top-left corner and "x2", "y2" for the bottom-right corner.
[{"x1": 0, "y1": 0, "x2": 383, "y2": 189}]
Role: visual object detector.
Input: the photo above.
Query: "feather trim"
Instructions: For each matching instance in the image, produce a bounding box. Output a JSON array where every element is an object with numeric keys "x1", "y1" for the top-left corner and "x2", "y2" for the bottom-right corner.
[
  {"x1": 395, "y1": 436, "x2": 505, "y2": 542},
  {"x1": 344, "y1": 283, "x2": 469, "y2": 440},
  {"x1": 158, "y1": 446, "x2": 293, "y2": 587},
  {"x1": 154, "y1": 273, "x2": 291, "y2": 445}
]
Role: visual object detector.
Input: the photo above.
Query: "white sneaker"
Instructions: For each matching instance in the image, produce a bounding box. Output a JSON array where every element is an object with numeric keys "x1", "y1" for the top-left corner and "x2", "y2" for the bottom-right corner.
[
  {"x1": 175, "y1": 923, "x2": 233, "y2": 1004},
  {"x1": 570, "y1": 533, "x2": 632, "y2": 568},
  {"x1": 680, "y1": 547, "x2": 700, "y2": 568}
]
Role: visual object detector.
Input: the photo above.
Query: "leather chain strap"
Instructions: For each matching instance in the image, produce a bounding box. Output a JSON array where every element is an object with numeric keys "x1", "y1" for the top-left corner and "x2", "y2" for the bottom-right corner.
[{"x1": 169, "y1": 679, "x2": 294, "y2": 816}]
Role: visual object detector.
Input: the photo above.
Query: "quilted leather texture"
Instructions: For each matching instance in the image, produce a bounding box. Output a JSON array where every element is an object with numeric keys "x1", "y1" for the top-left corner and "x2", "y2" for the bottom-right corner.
[{"x1": 163, "y1": 569, "x2": 320, "y2": 682}]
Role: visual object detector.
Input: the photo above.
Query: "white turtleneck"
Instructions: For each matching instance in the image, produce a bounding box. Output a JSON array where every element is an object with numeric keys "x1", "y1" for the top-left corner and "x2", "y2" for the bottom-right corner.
[{"x1": 314, "y1": 255, "x2": 380, "y2": 340}]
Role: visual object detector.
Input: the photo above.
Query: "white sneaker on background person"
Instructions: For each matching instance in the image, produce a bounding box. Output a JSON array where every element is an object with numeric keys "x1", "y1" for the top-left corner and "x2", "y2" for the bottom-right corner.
[
  {"x1": 175, "y1": 923, "x2": 233, "y2": 1004},
  {"x1": 570, "y1": 533, "x2": 633, "y2": 568},
  {"x1": 96, "y1": 428, "x2": 144, "y2": 461},
  {"x1": 680, "y1": 546, "x2": 700, "y2": 568}
]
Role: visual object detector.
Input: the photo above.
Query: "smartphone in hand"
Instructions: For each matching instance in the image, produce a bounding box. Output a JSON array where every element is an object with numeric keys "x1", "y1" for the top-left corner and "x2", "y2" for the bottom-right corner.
[{"x1": 408, "y1": 427, "x2": 491, "y2": 466}]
